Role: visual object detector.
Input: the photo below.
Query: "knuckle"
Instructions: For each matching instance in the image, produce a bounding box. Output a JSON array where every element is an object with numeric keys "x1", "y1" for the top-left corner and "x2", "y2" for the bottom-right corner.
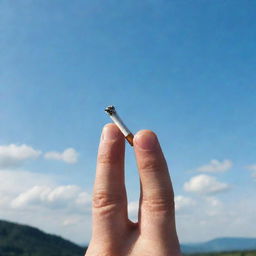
[
  {"x1": 93, "y1": 191, "x2": 123, "y2": 208},
  {"x1": 93, "y1": 191, "x2": 125, "y2": 216},
  {"x1": 97, "y1": 153, "x2": 114, "y2": 164},
  {"x1": 142, "y1": 195, "x2": 175, "y2": 214}
]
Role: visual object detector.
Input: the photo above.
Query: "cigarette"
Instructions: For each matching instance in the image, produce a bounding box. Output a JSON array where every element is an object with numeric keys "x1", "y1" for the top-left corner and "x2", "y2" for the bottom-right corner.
[{"x1": 104, "y1": 105, "x2": 134, "y2": 146}]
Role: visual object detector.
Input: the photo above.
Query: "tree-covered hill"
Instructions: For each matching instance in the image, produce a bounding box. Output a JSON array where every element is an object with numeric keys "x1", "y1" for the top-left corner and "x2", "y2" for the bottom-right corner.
[
  {"x1": 185, "y1": 251, "x2": 256, "y2": 256},
  {"x1": 0, "y1": 220, "x2": 87, "y2": 256},
  {"x1": 1, "y1": 219, "x2": 256, "y2": 256}
]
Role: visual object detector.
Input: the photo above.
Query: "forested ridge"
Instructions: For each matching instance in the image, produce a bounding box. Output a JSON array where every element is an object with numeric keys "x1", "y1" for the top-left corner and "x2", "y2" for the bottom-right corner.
[
  {"x1": 0, "y1": 220, "x2": 86, "y2": 256},
  {"x1": 1, "y1": 220, "x2": 255, "y2": 256},
  {"x1": 185, "y1": 252, "x2": 256, "y2": 256}
]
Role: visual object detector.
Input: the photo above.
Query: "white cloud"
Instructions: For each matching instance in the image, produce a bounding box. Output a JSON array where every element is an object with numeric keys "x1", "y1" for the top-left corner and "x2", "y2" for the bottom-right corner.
[
  {"x1": 44, "y1": 148, "x2": 78, "y2": 164},
  {"x1": 205, "y1": 196, "x2": 222, "y2": 207},
  {"x1": 176, "y1": 196, "x2": 256, "y2": 243},
  {"x1": 0, "y1": 170, "x2": 55, "y2": 195},
  {"x1": 62, "y1": 216, "x2": 81, "y2": 227},
  {"x1": 246, "y1": 164, "x2": 256, "y2": 171},
  {"x1": 0, "y1": 169, "x2": 92, "y2": 244},
  {"x1": 0, "y1": 144, "x2": 41, "y2": 168},
  {"x1": 175, "y1": 195, "x2": 196, "y2": 212},
  {"x1": 204, "y1": 196, "x2": 223, "y2": 217},
  {"x1": 128, "y1": 201, "x2": 139, "y2": 220},
  {"x1": 192, "y1": 159, "x2": 232, "y2": 173},
  {"x1": 11, "y1": 185, "x2": 91, "y2": 211},
  {"x1": 245, "y1": 165, "x2": 256, "y2": 180},
  {"x1": 1, "y1": 168, "x2": 256, "y2": 245},
  {"x1": 0, "y1": 170, "x2": 56, "y2": 222},
  {"x1": 183, "y1": 174, "x2": 230, "y2": 195},
  {"x1": 75, "y1": 192, "x2": 91, "y2": 208}
]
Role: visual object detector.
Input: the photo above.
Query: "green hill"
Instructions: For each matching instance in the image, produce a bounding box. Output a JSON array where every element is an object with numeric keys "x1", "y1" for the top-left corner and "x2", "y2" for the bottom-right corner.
[
  {"x1": 0, "y1": 220, "x2": 87, "y2": 256},
  {"x1": 185, "y1": 251, "x2": 256, "y2": 256},
  {"x1": 1, "y1": 219, "x2": 256, "y2": 256}
]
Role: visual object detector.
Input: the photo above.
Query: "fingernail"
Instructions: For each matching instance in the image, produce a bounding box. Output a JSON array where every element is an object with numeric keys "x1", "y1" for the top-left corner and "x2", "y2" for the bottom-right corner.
[
  {"x1": 134, "y1": 131, "x2": 158, "y2": 150},
  {"x1": 102, "y1": 125, "x2": 119, "y2": 141}
]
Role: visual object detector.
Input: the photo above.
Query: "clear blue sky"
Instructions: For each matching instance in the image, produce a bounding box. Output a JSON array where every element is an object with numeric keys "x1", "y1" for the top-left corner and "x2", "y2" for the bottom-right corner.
[{"x1": 0, "y1": 0, "x2": 256, "y2": 244}]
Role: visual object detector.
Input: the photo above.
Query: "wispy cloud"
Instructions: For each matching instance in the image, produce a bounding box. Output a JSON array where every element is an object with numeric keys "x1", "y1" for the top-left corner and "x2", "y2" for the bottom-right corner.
[
  {"x1": 0, "y1": 169, "x2": 91, "y2": 244},
  {"x1": 0, "y1": 144, "x2": 79, "y2": 167},
  {"x1": 184, "y1": 174, "x2": 230, "y2": 195},
  {"x1": 245, "y1": 164, "x2": 256, "y2": 180},
  {"x1": 175, "y1": 195, "x2": 196, "y2": 212},
  {"x1": 0, "y1": 144, "x2": 41, "y2": 168},
  {"x1": 246, "y1": 165, "x2": 256, "y2": 171},
  {"x1": 11, "y1": 185, "x2": 90, "y2": 212},
  {"x1": 44, "y1": 148, "x2": 79, "y2": 164},
  {"x1": 191, "y1": 159, "x2": 232, "y2": 173}
]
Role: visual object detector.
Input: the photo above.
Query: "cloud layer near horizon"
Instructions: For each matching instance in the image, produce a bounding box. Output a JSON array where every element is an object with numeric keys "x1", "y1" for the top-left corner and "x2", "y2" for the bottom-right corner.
[{"x1": 0, "y1": 150, "x2": 255, "y2": 244}]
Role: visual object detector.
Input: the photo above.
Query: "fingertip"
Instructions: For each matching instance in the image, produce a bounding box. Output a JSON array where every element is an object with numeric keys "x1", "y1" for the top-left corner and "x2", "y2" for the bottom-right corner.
[
  {"x1": 101, "y1": 123, "x2": 122, "y2": 142},
  {"x1": 134, "y1": 130, "x2": 159, "y2": 151},
  {"x1": 102, "y1": 123, "x2": 120, "y2": 134},
  {"x1": 135, "y1": 129, "x2": 156, "y2": 136}
]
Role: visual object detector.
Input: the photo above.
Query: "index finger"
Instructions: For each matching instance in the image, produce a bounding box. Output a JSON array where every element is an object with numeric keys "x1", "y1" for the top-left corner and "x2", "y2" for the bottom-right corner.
[{"x1": 91, "y1": 124, "x2": 128, "y2": 243}]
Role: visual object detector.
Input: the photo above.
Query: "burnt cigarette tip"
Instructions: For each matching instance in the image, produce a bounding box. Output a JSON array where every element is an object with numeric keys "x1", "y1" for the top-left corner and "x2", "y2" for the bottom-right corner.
[{"x1": 105, "y1": 105, "x2": 116, "y2": 115}]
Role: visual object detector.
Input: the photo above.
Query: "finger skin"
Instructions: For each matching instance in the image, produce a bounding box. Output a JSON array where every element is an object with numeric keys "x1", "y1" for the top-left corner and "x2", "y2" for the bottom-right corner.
[
  {"x1": 91, "y1": 123, "x2": 128, "y2": 246},
  {"x1": 86, "y1": 127, "x2": 181, "y2": 256},
  {"x1": 134, "y1": 130, "x2": 180, "y2": 247}
]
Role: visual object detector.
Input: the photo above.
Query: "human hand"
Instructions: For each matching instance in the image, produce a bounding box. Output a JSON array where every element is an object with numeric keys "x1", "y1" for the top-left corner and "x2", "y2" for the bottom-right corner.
[{"x1": 85, "y1": 124, "x2": 181, "y2": 256}]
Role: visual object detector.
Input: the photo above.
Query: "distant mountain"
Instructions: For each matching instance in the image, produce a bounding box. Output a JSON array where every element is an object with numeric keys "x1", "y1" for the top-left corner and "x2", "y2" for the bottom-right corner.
[
  {"x1": 182, "y1": 237, "x2": 256, "y2": 253},
  {"x1": 0, "y1": 220, "x2": 87, "y2": 256},
  {"x1": 1, "y1": 219, "x2": 256, "y2": 255}
]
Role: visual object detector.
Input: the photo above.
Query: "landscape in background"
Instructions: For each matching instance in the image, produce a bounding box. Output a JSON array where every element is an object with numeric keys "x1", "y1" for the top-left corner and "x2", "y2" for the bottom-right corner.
[{"x1": 0, "y1": 220, "x2": 256, "y2": 256}]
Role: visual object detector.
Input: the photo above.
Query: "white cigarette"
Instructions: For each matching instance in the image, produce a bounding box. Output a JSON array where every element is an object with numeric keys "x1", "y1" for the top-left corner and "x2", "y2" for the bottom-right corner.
[{"x1": 105, "y1": 105, "x2": 134, "y2": 146}]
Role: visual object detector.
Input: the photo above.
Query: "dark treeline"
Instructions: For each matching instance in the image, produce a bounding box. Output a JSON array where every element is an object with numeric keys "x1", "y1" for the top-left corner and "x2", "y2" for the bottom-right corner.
[
  {"x1": 184, "y1": 251, "x2": 256, "y2": 256},
  {"x1": 0, "y1": 220, "x2": 87, "y2": 256},
  {"x1": 1, "y1": 220, "x2": 256, "y2": 256}
]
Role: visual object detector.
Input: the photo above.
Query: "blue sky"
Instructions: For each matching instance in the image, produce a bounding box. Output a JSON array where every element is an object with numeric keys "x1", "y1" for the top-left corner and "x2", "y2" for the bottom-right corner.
[{"x1": 0, "y1": 0, "x2": 256, "y2": 244}]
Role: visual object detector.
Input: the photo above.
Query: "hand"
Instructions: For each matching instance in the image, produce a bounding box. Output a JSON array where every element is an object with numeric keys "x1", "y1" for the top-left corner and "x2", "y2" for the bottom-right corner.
[{"x1": 85, "y1": 124, "x2": 181, "y2": 256}]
